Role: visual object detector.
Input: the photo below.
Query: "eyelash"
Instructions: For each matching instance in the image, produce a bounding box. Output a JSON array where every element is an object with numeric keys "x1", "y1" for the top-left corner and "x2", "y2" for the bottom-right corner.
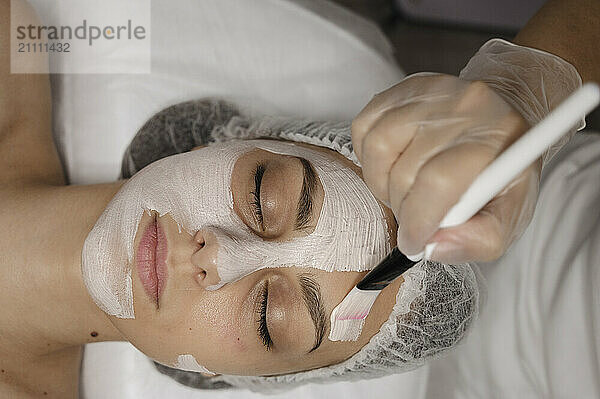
[
  {"x1": 256, "y1": 281, "x2": 273, "y2": 351},
  {"x1": 251, "y1": 163, "x2": 266, "y2": 227}
]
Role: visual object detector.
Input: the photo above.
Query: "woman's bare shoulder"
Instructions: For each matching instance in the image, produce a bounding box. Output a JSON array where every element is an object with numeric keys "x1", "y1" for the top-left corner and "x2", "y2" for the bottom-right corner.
[{"x1": 0, "y1": 0, "x2": 65, "y2": 187}]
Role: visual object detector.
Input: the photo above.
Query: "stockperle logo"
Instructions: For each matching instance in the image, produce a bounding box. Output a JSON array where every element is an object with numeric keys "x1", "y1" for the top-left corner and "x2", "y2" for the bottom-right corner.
[
  {"x1": 11, "y1": 0, "x2": 151, "y2": 74},
  {"x1": 16, "y1": 19, "x2": 146, "y2": 46}
]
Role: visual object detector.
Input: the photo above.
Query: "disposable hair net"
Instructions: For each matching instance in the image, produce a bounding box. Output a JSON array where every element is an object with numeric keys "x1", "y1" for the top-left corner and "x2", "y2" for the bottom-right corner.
[{"x1": 121, "y1": 98, "x2": 482, "y2": 393}]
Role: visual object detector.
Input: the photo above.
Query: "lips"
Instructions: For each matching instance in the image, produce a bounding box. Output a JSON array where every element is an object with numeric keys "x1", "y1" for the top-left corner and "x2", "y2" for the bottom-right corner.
[{"x1": 136, "y1": 213, "x2": 168, "y2": 306}]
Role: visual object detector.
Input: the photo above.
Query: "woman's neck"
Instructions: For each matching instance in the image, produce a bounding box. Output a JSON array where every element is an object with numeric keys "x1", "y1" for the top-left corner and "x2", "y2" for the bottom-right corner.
[{"x1": 0, "y1": 181, "x2": 128, "y2": 360}]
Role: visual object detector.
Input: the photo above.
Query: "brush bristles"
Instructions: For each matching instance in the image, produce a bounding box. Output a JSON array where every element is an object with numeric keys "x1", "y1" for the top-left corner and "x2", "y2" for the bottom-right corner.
[{"x1": 328, "y1": 287, "x2": 381, "y2": 342}]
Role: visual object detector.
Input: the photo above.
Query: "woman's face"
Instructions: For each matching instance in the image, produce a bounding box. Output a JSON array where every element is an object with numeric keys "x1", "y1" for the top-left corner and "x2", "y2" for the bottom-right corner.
[{"x1": 105, "y1": 142, "x2": 400, "y2": 376}]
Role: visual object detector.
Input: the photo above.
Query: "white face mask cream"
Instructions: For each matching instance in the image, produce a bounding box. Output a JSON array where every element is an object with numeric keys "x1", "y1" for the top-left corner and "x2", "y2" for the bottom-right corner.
[
  {"x1": 174, "y1": 354, "x2": 216, "y2": 375},
  {"x1": 82, "y1": 139, "x2": 390, "y2": 318}
]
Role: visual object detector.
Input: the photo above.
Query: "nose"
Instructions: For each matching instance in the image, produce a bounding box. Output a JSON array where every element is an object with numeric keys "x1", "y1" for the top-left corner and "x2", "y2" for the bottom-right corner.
[{"x1": 191, "y1": 229, "x2": 222, "y2": 288}]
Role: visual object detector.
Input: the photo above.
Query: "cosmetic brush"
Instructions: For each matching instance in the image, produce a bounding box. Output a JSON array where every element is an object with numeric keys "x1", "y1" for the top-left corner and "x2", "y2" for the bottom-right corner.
[{"x1": 329, "y1": 82, "x2": 600, "y2": 342}]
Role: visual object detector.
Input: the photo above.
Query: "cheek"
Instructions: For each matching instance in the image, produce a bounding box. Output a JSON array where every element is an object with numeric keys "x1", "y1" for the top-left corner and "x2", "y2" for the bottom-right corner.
[
  {"x1": 189, "y1": 294, "x2": 248, "y2": 352},
  {"x1": 110, "y1": 287, "x2": 252, "y2": 370},
  {"x1": 181, "y1": 288, "x2": 260, "y2": 368}
]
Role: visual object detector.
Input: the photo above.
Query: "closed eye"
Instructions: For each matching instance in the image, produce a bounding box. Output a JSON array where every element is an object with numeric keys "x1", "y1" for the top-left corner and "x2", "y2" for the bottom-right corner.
[
  {"x1": 251, "y1": 162, "x2": 266, "y2": 229},
  {"x1": 256, "y1": 280, "x2": 273, "y2": 350}
]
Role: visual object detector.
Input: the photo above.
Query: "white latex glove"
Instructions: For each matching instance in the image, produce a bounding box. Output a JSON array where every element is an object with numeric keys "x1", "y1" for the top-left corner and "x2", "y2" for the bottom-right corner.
[{"x1": 352, "y1": 39, "x2": 584, "y2": 263}]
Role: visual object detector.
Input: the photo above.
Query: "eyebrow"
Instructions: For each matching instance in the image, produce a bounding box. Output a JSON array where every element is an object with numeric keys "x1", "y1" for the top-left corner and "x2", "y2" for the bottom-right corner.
[
  {"x1": 294, "y1": 157, "x2": 318, "y2": 231},
  {"x1": 297, "y1": 272, "x2": 327, "y2": 353}
]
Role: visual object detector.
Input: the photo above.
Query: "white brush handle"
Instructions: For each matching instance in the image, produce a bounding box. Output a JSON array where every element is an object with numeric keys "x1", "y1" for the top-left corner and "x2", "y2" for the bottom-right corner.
[{"x1": 408, "y1": 82, "x2": 600, "y2": 261}]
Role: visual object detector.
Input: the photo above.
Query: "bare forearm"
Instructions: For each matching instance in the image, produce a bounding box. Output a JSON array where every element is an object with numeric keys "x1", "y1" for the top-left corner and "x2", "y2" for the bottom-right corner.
[{"x1": 514, "y1": 0, "x2": 600, "y2": 83}]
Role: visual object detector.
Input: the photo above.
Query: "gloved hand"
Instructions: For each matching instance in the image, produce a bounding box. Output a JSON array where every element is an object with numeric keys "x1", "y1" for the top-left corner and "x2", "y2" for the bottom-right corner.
[{"x1": 352, "y1": 39, "x2": 584, "y2": 264}]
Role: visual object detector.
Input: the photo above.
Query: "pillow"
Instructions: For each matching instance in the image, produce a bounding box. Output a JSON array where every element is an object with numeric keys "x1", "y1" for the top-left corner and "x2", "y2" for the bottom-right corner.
[{"x1": 37, "y1": 0, "x2": 404, "y2": 184}]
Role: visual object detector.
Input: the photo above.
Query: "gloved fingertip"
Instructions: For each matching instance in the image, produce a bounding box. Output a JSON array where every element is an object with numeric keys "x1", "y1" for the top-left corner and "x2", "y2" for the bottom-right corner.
[
  {"x1": 426, "y1": 241, "x2": 467, "y2": 263},
  {"x1": 423, "y1": 242, "x2": 437, "y2": 261}
]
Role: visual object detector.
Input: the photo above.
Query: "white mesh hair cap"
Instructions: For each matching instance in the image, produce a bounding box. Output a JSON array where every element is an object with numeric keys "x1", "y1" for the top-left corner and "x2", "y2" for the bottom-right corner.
[
  {"x1": 120, "y1": 98, "x2": 482, "y2": 393},
  {"x1": 121, "y1": 99, "x2": 360, "y2": 179}
]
